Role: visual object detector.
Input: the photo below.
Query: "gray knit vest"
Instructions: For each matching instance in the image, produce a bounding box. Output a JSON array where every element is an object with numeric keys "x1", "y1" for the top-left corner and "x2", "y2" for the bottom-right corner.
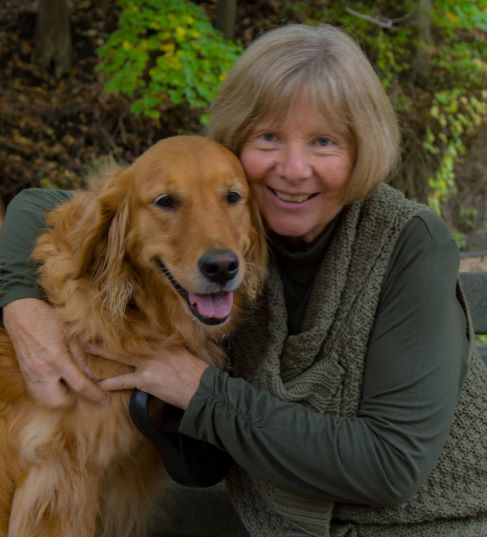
[{"x1": 226, "y1": 184, "x2": 487, "y2": 536}]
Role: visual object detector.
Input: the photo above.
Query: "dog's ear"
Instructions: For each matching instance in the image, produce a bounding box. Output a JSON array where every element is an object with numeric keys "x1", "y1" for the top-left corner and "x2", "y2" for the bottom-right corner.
[
  {"x1": 243, "y1": 199, "x2": 268, "y2": 300},
  {"x1": 71, "y1": 165, "x2": 134, "y2": 318}
]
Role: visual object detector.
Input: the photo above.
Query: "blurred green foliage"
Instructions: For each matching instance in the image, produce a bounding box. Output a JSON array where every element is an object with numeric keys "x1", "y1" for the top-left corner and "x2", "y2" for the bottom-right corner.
[
  {"x1": 97, "y1": 0, "x2": 486, "y2": 237},
  {"x1": 293, "y1": 0, "x2": 486, "y2": 237},
  {"x1": 96, "y1": 0, "x2": 242, "y2": 121}
]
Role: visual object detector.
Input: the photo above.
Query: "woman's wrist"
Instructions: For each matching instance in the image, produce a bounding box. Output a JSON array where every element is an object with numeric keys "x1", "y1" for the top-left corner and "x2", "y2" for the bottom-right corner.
[{"x1": 3, "y1": 298, "x2": 46, "y2": 331}]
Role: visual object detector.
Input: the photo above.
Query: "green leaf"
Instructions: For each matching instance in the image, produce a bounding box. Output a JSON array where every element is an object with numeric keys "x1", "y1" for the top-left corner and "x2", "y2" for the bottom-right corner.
[{"x1": 96, "y1": 0, "x2": 243, "y2": 123}]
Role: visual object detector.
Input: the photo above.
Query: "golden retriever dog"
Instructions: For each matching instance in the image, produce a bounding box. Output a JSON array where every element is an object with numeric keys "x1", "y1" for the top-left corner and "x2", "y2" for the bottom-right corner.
[{"x1": 0, "y1": 135, "x2": 266, "y2": 537}]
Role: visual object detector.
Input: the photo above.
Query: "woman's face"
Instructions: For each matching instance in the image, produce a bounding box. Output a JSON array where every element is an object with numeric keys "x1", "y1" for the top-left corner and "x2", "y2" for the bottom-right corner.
[{"x1": 240, "y1": 95, "x2": 354, "y2": 246}]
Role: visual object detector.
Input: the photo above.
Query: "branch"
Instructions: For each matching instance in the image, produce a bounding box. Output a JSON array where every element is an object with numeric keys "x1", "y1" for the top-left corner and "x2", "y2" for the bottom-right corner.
[{"x1": 345, "y1": 5, "x2": 416, "y2": 29}]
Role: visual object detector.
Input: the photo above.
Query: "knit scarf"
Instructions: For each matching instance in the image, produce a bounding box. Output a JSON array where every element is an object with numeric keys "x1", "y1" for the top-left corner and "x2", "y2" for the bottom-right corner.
[{"x1": 225, "y1": 184, "x2": 487, "y2": 536}]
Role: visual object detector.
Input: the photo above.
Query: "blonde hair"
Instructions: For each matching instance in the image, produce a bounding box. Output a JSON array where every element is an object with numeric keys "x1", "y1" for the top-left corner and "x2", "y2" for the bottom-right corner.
[{"x1": 207, "y1": 24, "x2": 400, "y2": 202}]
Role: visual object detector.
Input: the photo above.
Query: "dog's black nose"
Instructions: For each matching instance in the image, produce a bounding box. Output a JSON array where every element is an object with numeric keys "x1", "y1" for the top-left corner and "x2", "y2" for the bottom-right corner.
[{"x1": 199, "y1": 250, "x2": 239, "y2": 285}]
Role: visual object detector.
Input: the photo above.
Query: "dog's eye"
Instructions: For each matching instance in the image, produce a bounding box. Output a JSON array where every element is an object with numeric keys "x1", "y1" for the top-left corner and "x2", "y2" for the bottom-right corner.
[
  {"x1": 154, "y1": 194, "x2": 177, "y2": 210},
  {"x1": 226, "y1": 191, "x2": 242, "y2": 205}
]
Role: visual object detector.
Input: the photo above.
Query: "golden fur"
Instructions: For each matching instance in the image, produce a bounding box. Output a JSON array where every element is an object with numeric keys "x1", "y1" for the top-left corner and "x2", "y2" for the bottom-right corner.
[{"x1": 0, "y1": 135, "x2": 266, "y2": 537}]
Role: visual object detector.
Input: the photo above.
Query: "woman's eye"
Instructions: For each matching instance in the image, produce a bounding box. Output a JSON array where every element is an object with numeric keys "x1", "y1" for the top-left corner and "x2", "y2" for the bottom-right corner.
[
  {"x1": 317, "y1": 137, "x2": 332, "y2": 147},
  {"x1": 260, "y1": 132, "x2": 275, "y2": 142},
  {"x1": 226, "y1": 190, "x2": 242, "y2": 204},
  {"x1": 154, "y1": 194, "x2": 177, "y2": 210}
]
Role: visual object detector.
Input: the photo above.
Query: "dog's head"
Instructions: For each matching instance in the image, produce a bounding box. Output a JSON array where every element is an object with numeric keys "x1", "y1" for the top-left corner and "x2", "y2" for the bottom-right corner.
[{"x1": 68, "y1": 136, "x2": 267, "y2": 328}]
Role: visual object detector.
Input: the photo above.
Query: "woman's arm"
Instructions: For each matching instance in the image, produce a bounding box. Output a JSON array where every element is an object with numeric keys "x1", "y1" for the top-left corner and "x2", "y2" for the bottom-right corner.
[
  {"x1": 176, "y1": 211, "x2": 467, "y2": 506},
  {"x1": 0, "y1": 189, "x2": 107, "y2": 406},
  {"x1": 95, "y1": 211, "x2": 467, "y2": 504},
  {"x1": 0, "y1": 188, "x2": 69, "y2": 308}
]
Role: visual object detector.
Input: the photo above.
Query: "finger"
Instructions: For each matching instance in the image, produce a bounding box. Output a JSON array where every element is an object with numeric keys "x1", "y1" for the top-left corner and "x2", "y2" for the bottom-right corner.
[
  {"x1": 60, "y1": 360, "x2": 109, "y2": 404},
  {"x1": 27, "y1": 378, "x2": 74, "y2": 408},
  {"x1": 68, "y1": 339, "x2": 93, "y2": 378},
  {"x1": 85, "y1": 342, "x2": 111, "y2": 360},
  {"x1": 97, "y1": 373, "x2": 139, "y2": 392}
]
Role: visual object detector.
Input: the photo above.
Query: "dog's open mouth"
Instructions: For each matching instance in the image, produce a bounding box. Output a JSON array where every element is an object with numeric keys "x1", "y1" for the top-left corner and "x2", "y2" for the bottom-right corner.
[
  {"x1": 187, "y1": 291, "x2": 233, "y2": 325},
  {"x1": 157, "y1": 260, "x2": 234, "y2": 326}
]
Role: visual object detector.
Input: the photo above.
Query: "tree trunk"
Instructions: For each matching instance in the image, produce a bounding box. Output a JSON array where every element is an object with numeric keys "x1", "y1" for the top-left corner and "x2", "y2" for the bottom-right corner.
[
  {"x1": 215, "y1": 0, "x2": 237, "y2": 41},
  {"x1": 35, "y1": 0, "x2": 72, "y2": 76},
  {"x1": 412, "y1": 0, "x2": 433, "y2": 86}
]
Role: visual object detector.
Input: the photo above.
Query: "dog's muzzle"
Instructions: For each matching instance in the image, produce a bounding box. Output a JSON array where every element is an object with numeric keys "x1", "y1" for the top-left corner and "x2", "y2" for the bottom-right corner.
[{"x1": 157, "y1": 250, "x2": 241, "y2": 326}]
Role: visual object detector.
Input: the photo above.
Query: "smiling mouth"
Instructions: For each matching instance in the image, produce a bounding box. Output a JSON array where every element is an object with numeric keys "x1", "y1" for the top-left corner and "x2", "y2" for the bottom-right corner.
[
  {"x1": 269, "y1": 187, "x2": 318, "y2": 203},
  {"x1": 157, "y1": 260, "x2": 233, "y2": 326}
]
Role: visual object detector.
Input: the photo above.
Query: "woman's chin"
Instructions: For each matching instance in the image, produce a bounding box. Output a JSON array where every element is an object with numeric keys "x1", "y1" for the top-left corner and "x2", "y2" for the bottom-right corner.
[{"x1": 267, "y1": 220, "x2": 322, "y2": 246}]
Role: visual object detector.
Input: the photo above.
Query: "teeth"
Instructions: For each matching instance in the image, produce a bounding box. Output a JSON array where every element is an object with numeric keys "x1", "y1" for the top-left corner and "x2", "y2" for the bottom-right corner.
[{"x1": 273, "y1": 189, "x2": 313, "y2": 203}]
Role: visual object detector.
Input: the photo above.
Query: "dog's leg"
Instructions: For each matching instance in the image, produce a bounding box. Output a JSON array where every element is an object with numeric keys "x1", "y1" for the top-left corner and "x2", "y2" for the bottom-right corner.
[
  {"x1": 0, "y1": 474, "x2": 15, "y2": 537},
  {"x1": 0, "y1": 486, "x2": 12, "y2": 537},
  {"x1": 0, "y1": 408, "x2": 21, "y2": 537},
  {"x1": 0, "y1": 440, "x2": 14, "y2": 536},
  {"x1": 100, "y1": 441, "x2": 165, "y2": 537},
  {"x1": 8, "y1": 461, "x2": 101, "y2": 537}
]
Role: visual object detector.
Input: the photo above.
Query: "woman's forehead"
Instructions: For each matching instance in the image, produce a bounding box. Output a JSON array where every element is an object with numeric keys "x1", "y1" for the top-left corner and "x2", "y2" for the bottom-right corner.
[{"x1": 256, "y1": 86, "x2": 349, "y2": 132}]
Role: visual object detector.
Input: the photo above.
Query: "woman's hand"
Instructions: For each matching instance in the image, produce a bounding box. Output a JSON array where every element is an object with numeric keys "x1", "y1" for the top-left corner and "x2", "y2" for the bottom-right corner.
[
  {"x1": 89, "y1": 343, "x2": 209, "y2": 410},
  {"x1": 3, "y1": 298, "x2": 108, "y2": 407}
]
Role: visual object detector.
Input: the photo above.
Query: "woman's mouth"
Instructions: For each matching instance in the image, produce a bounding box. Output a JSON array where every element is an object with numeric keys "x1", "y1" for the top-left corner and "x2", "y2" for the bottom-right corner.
[{"x1": 268, "y1": 187, "x2": 318, "y2": 204}]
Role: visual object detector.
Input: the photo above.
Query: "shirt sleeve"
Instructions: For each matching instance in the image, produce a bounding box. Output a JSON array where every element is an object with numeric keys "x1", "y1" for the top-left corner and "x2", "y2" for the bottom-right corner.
[
  {"x1": 180, "y1": 210, "x2": 469, "y2": 507},
  {"x1": 0, "y1": 188, "x2": 72, "y2": 310}
]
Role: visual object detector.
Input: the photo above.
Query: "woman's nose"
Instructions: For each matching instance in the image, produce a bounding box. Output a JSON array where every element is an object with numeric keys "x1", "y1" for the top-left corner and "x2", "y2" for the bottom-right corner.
[{"x1": 276, "y1": 144, "x2": 311, "y2": 182}]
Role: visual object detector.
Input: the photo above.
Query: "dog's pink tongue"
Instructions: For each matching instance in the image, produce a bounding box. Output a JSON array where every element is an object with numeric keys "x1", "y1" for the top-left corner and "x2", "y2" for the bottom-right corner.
[{"x1": 189, "y1": 291, "x2": 233, "y2": 319}]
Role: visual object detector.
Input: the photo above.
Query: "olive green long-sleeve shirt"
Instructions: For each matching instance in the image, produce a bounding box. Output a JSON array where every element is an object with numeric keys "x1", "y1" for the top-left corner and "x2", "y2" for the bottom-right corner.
[{"x1": 0, "y1": 188, "x2": 468, "y2": 507}]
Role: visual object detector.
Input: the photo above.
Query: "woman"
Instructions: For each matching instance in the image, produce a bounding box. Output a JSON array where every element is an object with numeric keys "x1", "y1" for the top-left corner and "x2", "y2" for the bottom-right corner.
[{"x1": 1, "y1": 24, "x2": 487, "y2": 536}]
